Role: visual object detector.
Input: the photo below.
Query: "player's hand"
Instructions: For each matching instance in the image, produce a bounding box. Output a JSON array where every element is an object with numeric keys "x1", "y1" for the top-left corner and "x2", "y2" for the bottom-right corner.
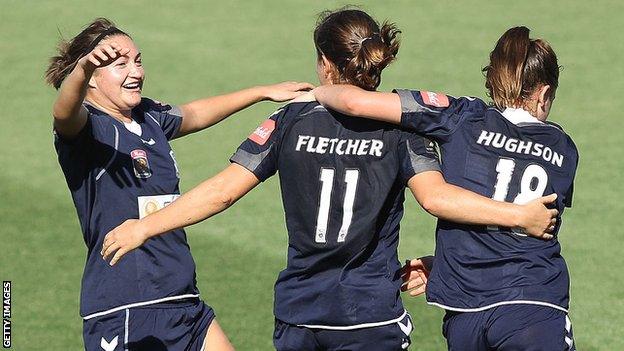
[
  {"x1": 517, "y1": 193, "x2": 559, "y2": 240},
  {"x1": 101, "y1": 219, "x2": 149, "y2": 266},
  {"x1": 78, "y1": 41, "x2": 130, "y2": 72},
  {"x1": 290, "y1": 90, "x2": 317, "y2": 103},
  {"x1": 401, "y1": 256, "x2": 434, "y2": 297},
  {"x1": 260, "y1": 81, "x2": 315, "y2": 102}
]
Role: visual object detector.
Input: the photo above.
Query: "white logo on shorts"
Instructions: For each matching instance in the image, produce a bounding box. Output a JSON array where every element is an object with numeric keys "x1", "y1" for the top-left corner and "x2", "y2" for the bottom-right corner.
[{"x1": 100, "y1": 336, "x2": 118, "y2": 351}]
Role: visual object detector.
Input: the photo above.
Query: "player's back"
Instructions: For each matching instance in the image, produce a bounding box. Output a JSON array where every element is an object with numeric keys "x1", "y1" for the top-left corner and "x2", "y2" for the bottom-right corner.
[
  {"x1": 394, "y1": 90, "x2": 578, "y2": 312},
  {"x1": 231, "y1": 101, "x2": 439, "y2": 327},
  {"x1": 404, "y1": 92, "x2": 577, "y2": 312}
]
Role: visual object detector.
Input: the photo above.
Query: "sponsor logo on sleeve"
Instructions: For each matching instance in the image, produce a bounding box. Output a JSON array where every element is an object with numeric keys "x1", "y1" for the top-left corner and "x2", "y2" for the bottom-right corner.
[
  {"x1": 248, "y1": 119, "x2": 276, "y2": 145},
  {"x1": 420, "y1": 91, "x2": 449, "y2": 108},
  {"x1": 130, "y1": 149, "x2": 152, "y2": 179}
]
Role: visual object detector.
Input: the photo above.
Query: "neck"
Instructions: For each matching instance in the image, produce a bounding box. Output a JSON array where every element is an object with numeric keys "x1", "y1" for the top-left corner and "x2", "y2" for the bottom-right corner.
[{"x1": 85, "y1": 96, "x2": 132, "y2": 123}]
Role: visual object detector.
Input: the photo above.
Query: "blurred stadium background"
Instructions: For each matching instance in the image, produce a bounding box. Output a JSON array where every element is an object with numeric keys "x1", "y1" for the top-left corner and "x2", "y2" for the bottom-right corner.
[{"x1": 1, "y1": 0, "x2": 622, "y2": 349}]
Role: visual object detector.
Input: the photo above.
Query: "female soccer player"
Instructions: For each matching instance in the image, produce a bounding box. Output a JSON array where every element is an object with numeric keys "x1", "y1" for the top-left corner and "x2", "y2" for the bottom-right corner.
[
  {"x1": 311, "y1": 26, "x2": 578, "y2": 350},
  {"x1": 46, "y1": 18, "x2": 312, "y2": 351},
  {"x1": 102, "y1": 12, "x2": 557, "y2": 351}
]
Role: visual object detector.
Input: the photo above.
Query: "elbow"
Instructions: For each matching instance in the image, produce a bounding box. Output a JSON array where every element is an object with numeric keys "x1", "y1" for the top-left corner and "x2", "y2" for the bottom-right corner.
[
  {"x1": 420, "y1": 196, "x2": 444, "y2": 217},
  {"x1": 207, "y1": 186, "x2": 235, "y2": 211},
  {"x1": 342, "y1": 98, "x2": 365, "y2": 117}
]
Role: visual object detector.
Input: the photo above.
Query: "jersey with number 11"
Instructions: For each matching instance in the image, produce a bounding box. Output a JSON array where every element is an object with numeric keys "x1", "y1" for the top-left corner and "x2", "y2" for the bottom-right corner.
[
  {"x1": 231, "y1": 101, "x2": 440, "y2": 327},
  {"x1": 395, "y1": 89, "x2": 579, "y2": 313}
]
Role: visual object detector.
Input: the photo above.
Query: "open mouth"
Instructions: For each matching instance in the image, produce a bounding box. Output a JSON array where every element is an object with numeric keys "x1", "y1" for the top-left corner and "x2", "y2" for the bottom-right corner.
[{"x1": 122, "y1": 81, "x2": 143, "y2": 92}]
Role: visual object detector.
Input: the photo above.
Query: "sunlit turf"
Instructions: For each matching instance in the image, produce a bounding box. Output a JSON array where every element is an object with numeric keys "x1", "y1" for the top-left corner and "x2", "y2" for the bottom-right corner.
[{"x1": 1, "y1": 1, "x2": 622, "y2": 349}]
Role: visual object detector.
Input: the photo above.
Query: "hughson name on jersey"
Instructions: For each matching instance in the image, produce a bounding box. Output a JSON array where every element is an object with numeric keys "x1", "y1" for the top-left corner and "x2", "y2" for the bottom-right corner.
[
  {"x1": 295, "y1": 135, "x2": 384, "y2": 157},
  {"x1": 477, "y1": 130, "x2": 564, "y2": 167}
]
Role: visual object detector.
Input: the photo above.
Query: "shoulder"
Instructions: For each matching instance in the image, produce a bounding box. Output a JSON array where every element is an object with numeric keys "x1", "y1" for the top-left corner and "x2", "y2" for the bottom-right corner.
[
  {"x1": 394, "y1": 88, "x2": 488, "y2": 112},
  {"x1": 137, "y1": 97, "x2": 181, "y2": 116},
  {"x1": 271, "y1": 101, "x2": 325, "y2": 126},
  {"x1": 139, "y1": 97, "x2": 170, "y2": 111}
]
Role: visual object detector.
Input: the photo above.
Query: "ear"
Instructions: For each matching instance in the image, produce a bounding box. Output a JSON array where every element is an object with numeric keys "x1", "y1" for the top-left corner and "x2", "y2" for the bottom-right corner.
[
  {"x1": 321, "y1": 55, "x2": 337, "y2": 84},
  {"x1": 536, "y1": 84, "x2": 552, "y2": 111}
]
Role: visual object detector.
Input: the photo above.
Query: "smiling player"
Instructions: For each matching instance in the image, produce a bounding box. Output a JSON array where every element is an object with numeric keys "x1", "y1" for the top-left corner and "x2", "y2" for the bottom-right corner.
[
  {"x1": 46, "y1": 18, "x2": 312, "y2": 351},
  {"x1": 101, "y1": 11, "x2": 557, "y2": 351}
]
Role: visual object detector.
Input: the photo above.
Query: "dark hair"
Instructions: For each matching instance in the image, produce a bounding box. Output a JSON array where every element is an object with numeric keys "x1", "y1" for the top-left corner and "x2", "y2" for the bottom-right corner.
[
  {"x1": 45, "y1": 18, "x2": 130, "y2": 89},
  {"x1": 483, "y1": 26, "x2": 560, "y2": 109},
  {"x1": 314, "y1": 7, "x2": 400, "y2": 91}
]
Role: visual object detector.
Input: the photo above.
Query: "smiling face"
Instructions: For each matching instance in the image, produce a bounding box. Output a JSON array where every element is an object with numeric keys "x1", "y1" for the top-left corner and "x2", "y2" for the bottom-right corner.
[{"x1": 90, "y1": 35, "x2": 144, "y2": 114}]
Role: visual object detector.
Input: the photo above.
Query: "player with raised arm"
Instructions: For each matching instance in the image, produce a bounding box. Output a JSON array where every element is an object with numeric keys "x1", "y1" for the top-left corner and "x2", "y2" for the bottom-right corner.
[
  {"x1": 102, "y1": 12, "x2": 557, "y2": 351},
  {"x1": 312, "y1": 26, "x2": 578, "y2": 350},
  {"x1": 46, "y1": 18, "x2": 312, "y2": 351}
]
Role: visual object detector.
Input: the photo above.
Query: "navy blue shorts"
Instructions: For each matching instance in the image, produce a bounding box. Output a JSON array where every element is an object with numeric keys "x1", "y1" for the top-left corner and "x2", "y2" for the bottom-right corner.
[
  {"x1": 274, "y1": 313, "x2": 413, "y2": 351},
  {"x1": 83, "y1": 298, "x2": 215, "y2": 351},
  {"x1": 442, "y1": 304, "x2": 575, "y2": 351}
]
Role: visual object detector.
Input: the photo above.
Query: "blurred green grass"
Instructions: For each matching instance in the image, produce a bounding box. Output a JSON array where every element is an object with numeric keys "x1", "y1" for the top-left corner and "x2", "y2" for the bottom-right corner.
[{"x1": 1, "y1": 0, "x2": 622, "y2": 349}]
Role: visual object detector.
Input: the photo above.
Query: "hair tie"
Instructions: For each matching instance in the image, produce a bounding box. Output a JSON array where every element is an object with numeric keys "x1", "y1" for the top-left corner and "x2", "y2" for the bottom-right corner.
[
  {"x1": 86, "y1": 27, "x2": 124, "y2": 53},
  {"x1": 359, "y1": 36, "x2": 373, "y2": 45}
]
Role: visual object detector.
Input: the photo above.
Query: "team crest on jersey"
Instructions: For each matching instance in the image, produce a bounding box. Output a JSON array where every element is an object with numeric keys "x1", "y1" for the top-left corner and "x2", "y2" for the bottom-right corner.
[
  {"x1": 420, "y1": 91, "x2": 449, "y2": 108},
  {"x1": 131, "y1": 149, "x2": 152, "y2": 178},
  {"x1": 249, "y1": 119, "x2": 276, "y2": 145}
]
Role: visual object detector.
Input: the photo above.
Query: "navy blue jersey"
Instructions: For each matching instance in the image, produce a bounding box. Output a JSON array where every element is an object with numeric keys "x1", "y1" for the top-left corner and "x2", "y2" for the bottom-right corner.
[
  {"x1": 230, "y1": 102, "x2": 440, "y2": 328},
  {"x1": 395, "y1": 89, "x2": 579, "y2": 312},
  {"x1": 55, "y1": 98, "x2": 199, "y2": 318}
]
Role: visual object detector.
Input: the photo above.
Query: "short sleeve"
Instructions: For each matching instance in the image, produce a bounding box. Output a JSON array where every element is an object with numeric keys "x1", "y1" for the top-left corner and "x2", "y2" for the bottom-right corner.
[
  {"x1": 393, "y1": 89, "x2": 485, "y2": 142},
  {"x1": 563, "y1": 183, "x2": 574, "y2": 208},
  {"x1": 140, "y1": 98, "x2": 183, "y2": 140},
  {"x1": 563, "y1": 137, "x2": 579, "y2": 208},
  {"x1": 230, "y1": 108, "x2": 286, "y2": 182},
  {"x1": 53, "y1": 113, "x2": 99, "y2": 191},
  {"x1": 397, "y1": 131, "x2": 441, "y2": 184}
]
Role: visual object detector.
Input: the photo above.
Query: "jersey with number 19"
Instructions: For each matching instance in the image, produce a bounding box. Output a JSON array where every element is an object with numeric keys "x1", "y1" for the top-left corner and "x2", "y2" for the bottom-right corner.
[
  {"x1": 231, "y1": 101, "x2": 440, "y2": 328},
  {"x1": 394, "y1": 89, "x2": 579, "y2": 313}
]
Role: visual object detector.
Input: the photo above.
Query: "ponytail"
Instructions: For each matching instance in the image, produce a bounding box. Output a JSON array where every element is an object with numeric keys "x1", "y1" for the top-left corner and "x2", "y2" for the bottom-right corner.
[
  {"x1": 483, "y1": 26, "x2": 559, "y2": 109},
  {"x1": 314, "y1": 7, "x2": 400, "y2": 91}
]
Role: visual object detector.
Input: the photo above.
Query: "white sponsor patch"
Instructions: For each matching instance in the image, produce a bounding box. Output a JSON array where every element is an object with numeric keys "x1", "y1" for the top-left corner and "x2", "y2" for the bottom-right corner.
[{"x1": 138, "y1": 194, "x2": 180, "y2": 219}]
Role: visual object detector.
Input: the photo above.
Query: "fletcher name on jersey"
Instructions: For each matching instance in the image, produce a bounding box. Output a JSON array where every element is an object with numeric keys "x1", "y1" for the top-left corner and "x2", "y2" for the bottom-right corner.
[{"x1": 231, "y1": 101, "x2": 440, "y2": 328}]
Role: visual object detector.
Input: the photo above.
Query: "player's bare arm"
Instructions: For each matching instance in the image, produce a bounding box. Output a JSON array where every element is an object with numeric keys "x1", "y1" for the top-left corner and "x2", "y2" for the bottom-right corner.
[
  {"x1": 313, "y1": 84, "x2": 401, "y2": 123},
  {"x1": 102, "y1": 163, "x2": 259, "y2": 265},
  {"x1": 52, "y1": 42, "x2": 130, "y2": 138},
  {"x1": 175, "y1": 81, "x2": 314, "y2": 138},
  {"x1": 407, "y1": 171, "x2": 558, "y2": 239}
]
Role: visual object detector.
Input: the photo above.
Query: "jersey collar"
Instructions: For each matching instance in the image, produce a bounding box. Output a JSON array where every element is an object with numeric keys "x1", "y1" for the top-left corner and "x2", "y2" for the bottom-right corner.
[{"x1": 501, "y1": 107, "x2": 543, "y2": 125}]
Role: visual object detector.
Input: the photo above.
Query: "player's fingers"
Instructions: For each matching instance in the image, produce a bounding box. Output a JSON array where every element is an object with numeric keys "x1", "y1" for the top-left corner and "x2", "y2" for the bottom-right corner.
[
  {"x1": 88, "y1": 56, "x2": 102, "y2": 66},
  {"x1": 539, "y1": 193, "x2": 557, "y2": 204},
  {"x1": 408, "y1": 284, "x2": 426, "y2": 297},
  {"x1": 296, "y1": 82, "x2": 315, "y2": 91},
  {"x1": 109, "y1": 248, "x2": 128, "y2": 266},
  {"x1": 102, "y1": 45, "x2": 118, "y2": 59},
  {"x1": 94, "y1": 49, "x2": 109, "y2": 61},
  {"x1": 542, "y1": 233, "x2": 554, "y2": 240},
  {"x1": 400, "y1": 269, "x2": 421, "y2": 282},
  {"x1": 417, "y1": 269, "x2": 428, "y2": 284},
  {"x1": 407, "y1": 277, "x2": 425, "y2": 290},
  {"x1": 118, "y1": 47, "x2": 130, "y2": 56},
  {"x1": 548, "y1": 209, "x2": 559, "y2": 217},
  {"x1": 102, "y1": 242, "x2": 120, "y2": 261}
]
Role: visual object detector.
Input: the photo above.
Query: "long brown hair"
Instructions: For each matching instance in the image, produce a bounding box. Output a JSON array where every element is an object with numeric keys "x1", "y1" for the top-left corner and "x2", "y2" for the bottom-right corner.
[
  {"x1": 314, "y1": 7, "x2": 400, "y2": 91},
  {"x1": 45, "y1": 18, "x2": 130, "y2": 89},
  {"x1": 483, "y1": 26, "x2": 560, "y2": 109}
]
